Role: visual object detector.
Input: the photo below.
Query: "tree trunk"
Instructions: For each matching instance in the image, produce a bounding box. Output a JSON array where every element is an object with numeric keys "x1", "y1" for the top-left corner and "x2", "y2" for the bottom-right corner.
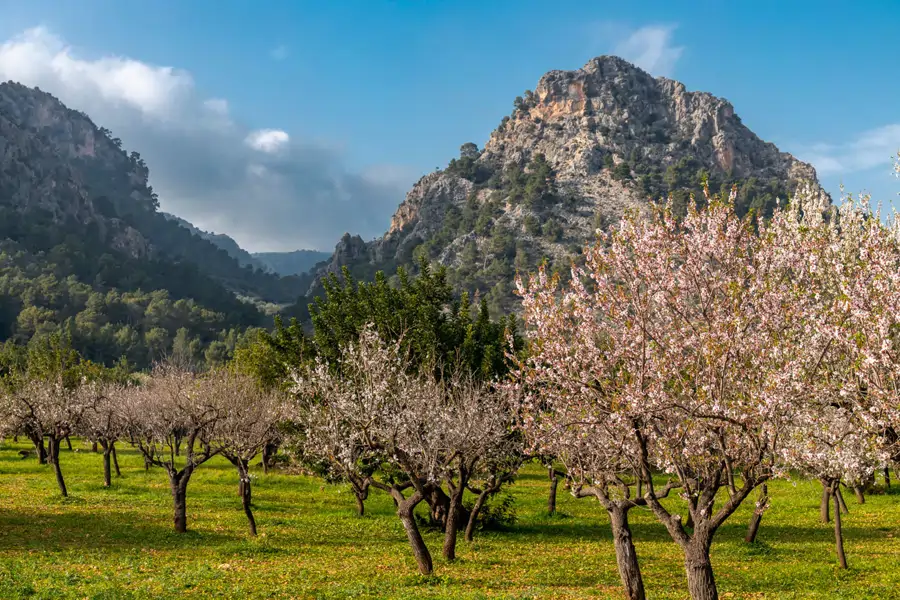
[
  {"x1": 832, "y1": 484, "x2": 848, "y2": 569},
  {"x1": 170, "y1": 470, "x2": 192, "y2": 533},
  {"x1": 237, "y1": 461, "x2": 257, "y2": 536},
  {"x1": 92, "y1": 441, "x2": 98, "y2": 453},
  {"x1": 608, "y1": 505, "x2": 646, "y2": 600},
  {"x1": 112, "y1": 443, "x2": 121, "y2": 477},
  {"x1": 48, "y1": 437, "x2": 68, "y2": 497},
  {"x1": 425, "y1": 486, "x2": 452, "y2": 528},
  {"x1": 836, "y1": 486, "x2": 849, "y2": 515},
  {"x1": 465, "y1": 489, "x2": 491, "y2": 542},
  {"x1": 885, "y1": 467, "x2": 891, "y2": 489},
  {"x1": 262, "y1": 441, "x2": 279, "y2": 474},
  {"x1": 65, "y1": 436, "x2": 72, "y2": 451},
  {"x1": 443, "y1": 475, "x2": 467, "y2": 561},
  {"x1": 853, "y1": 486, "x2": 865, "y2": 504},
  {"x1": 396, "y1": 490, "x2": 432, "y2": 575},
  {"x1": 28, "y1": 431, "x2": 47, "y2": 465},
  {"x1": 745, "y1": 483, "x2": 768, "y2": 543},
  {"x1": 547, "y1": 467, "x2": 559, "y2": 515},
  {"x1": 684, "y1": 535, "x2": 718, "y2": 600},
  {"x1": 102, "y1": 445, "x2": 112, "y2": 488},
  {"x1": 820, "y1": 481, "x2": 831, "y2": 523},
  {"x1": 349, "y1": 477, "x2": 369, "y2": 516}
]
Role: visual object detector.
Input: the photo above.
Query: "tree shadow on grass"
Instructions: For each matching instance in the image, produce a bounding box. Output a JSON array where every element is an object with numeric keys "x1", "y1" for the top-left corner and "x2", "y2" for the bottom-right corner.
[{"x1": 0, "y1": 509, "x2": 238, "y2": 552}]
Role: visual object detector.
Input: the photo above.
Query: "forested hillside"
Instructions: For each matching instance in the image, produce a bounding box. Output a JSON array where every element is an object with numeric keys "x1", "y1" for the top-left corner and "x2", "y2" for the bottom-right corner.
[{"x1": 0, "y1": 82, "x2": 309, "y2": 366}]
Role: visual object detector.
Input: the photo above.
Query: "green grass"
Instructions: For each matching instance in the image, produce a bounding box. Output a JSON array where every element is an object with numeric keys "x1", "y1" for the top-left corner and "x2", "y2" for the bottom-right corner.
[{"x1": 0, "y1": 439, "x2": 898, "y2": 599}]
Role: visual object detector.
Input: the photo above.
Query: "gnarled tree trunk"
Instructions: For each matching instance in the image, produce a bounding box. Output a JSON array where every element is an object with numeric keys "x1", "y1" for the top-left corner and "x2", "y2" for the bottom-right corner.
[
  {"x1": 425, "y1": 486, "x2": 452, "y2": 528},
  {"x1": 395, "y1": 489, "x2": 432, "y2": 575},
  {"x1": 684, "y1": 533, "x2": 717, "y2": 600},
  {"x1": 348, "y1": 475, "x2": 370, "y2": 516},
  {"x1": 443, "y1": 467, "x2": 470, "y2": 561},
  {"x1": 608, "y1": 504, "x2": 646, "y2": 600},
  {"x1": 169, "y1": 468, "x2": 193, "y2": 533},
  {"x1": 48, "y1": 436, "x2": 68, "y2": 497}
]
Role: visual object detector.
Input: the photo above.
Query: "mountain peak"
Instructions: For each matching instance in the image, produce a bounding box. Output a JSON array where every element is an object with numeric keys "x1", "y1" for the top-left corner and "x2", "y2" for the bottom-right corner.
[{"x1": 304, "y1": 59, "x2": 828, "y2": 312}]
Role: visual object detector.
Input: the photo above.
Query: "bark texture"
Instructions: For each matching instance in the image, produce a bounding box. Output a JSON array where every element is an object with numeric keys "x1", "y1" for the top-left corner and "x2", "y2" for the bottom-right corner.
[
  {"x1": 608, "y1": 505, "x2": 646, "y2": 600},
  {"x1": 396, "y1": 489, "x2": 433, "y2": 575},
  {"x1": 684, "y1": 534, "x2": 717, "y2": 600}
]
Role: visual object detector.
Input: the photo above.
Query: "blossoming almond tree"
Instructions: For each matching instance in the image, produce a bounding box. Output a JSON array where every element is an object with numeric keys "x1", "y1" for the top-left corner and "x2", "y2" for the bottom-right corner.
[
  {"x1": 4, "y1": 377, "x2": 95, "y2": 497},
  {"x1": 293, "y1": 327, "x2": 446, "y2": 575},
  {"x1": 765, "y1": 183, "x2": 900, "y2": 566},
  {"x1": 121, "y1": 363, "x2": 221, "y2": 533},
  {"x1": 294, "y1": 326, "x2": 521, "y2": 573},
  {"x1": 79, "y1": 381, "x2": 129, "y2": 488},
  {"x1": 205, "y1": 369, "x2": 286, "y2": 536},
  {"x1": 515, "y1": 188, "x2": 801, "y2": 600}
]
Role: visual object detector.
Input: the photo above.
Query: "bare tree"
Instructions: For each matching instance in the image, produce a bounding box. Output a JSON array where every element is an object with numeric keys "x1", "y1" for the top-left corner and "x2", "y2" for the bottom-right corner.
[
  {"x1": 439, "y1": 376, "x2": 521, "y2": 560},
  {"x1": 205, "y1": 369, "x2": 286, "y2": 535},
  {"x1": 294, "y1": 327, "x2": 453, "y2": 575},
  {"x1": 79, "y1": 382, "x2": 129, "y2": 487},
  {"x1": 3, "y1": 377, "x2": 93, "y2": 496},
  {"x1": 121, "y1": 364, "x2": 220, "y2": 533}
]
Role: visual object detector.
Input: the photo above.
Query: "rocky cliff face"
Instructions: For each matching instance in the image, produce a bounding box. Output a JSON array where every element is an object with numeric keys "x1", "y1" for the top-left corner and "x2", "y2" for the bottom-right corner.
[
  {"x1": 313, "y1": 56, "x2": 829, "y2": 312},
  {"x1": 0, "y1": 81, "x2": 155, "y2": 258}
]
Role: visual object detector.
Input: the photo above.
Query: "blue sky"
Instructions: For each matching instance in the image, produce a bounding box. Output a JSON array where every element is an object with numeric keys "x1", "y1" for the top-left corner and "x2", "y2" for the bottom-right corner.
[{"x1": 0, "y1": 0, "x2": 897, "y2": 251}]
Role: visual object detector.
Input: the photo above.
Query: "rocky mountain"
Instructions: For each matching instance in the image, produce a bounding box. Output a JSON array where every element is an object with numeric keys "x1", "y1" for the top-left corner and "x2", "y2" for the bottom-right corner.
[
  {"x1": 252, "y1": 250, "x2": 332, "y2": 277},
  {"x1": 311, "y1": 56, "x2": 829, "y2": 314}
]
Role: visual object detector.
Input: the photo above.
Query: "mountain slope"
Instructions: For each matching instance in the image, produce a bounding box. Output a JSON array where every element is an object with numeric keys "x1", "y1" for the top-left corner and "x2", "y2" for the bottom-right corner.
[
  {"x1": 0, "y1": 81, "x2": 307, "y2": 305},
  {"x1": 311, "y1": 56, "x2": 829, "y2": 314},
  {"x1": 252, "y1": 250, "x2": 331, "y2": 276},
  {"x1": 162, "y1": 213, "x2": 269, "y2": 272},
  {"x1": 0, "y1": 81, "x2": 313, "y2": 366}
]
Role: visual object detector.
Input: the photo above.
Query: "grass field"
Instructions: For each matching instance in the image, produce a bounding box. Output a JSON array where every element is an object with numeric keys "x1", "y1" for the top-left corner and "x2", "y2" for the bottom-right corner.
[{"x1": 0, "y1": 439, "x2": 898, "y2": 599}]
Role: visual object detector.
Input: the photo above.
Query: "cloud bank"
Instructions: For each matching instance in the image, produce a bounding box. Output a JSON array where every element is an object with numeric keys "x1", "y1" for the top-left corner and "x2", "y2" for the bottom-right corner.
[{"x1": 0, "y1": 27, "x2": 412, "y2": 252}]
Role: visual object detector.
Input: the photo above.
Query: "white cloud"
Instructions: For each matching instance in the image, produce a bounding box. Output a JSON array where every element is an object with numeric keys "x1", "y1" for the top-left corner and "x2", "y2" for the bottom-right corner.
[
  {"x1": 270, "y1": 45, "x2": 288, "y2": 61},
  {"x1": 615, "y1": 25, "x2": 683, "y2": 77},
  {"x1": 796, "y1": 124, "x2": 900, "y2": 177},
  {"x1": 0, "y1": 27, "x2": 412, "y2": 252},
  {"x1": 596, "y1": 23, "x2": 684, "y2": 77},
  {"x1": 0, "y1": 27, "x2": 193, "y2": 119},
  {"x1": 245, "y1": 128, "x2": 290, "y2": 153}
]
